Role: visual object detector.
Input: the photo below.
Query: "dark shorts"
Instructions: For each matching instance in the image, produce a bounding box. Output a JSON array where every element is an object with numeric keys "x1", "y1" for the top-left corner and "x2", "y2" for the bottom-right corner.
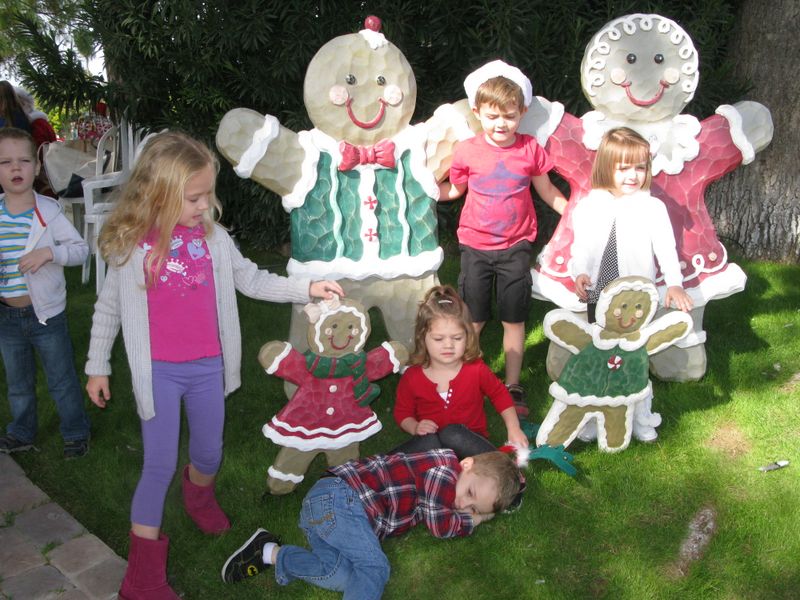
[{"x1": 458, "y1": 240, "x2": 533, "y2": 323}]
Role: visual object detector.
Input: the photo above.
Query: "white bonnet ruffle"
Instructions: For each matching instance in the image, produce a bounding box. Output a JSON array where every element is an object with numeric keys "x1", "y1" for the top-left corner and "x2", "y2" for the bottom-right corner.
[{"x1": 464, "y1": 59, "x2": 533, "y2": 108}]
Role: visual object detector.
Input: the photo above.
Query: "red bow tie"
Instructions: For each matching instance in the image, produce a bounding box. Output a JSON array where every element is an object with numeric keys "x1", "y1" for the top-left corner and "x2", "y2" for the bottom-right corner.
[{"x1": 338, "y1": 139, "x2": 396, "y2": 171}]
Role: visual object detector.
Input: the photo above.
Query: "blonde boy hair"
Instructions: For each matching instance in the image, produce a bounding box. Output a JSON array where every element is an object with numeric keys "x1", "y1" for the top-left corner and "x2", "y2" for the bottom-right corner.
[
  {"x1": 410, "y1": 285, "x2": 481, "y2": 367},
  {"x1": 470, "y1": 451, "x2": 523, "y2": 513},
  {"x1": 98, "y1": 131, "x2": 222, "y2": 285},
  {"x1": 0, "y1": 127, "x2": 36, "y2": 158},
  {"x1": 473, "y1": 76, "x2": 525, "y2": 112},
  {"x1": 591, "y1": 127, "x2": 653, "y2": 191}
]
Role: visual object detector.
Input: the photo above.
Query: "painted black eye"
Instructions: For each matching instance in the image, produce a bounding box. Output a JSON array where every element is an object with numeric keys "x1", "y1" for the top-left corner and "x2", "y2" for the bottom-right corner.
[
  {"x1": 345, "y1": 74, "x2": 356, "y2": 85},
  {"x1": 621, "y1": 303, "x2": 628, "y2": 309},
  {"x1": 376, "y1": 75, "x2": 386, "y2": 85},
  {"x1": 332, "y1": 323, "x2": 338, "y2": 329},
  {"x1": 626, "y1": 53, "x2": 637, "y2": 64},
  {"x1": 635, "y1": 303, "x2": 642, "y2": 309},
  {"x1": 654, "y1": 54, "x2": 664, "y2": 64}
]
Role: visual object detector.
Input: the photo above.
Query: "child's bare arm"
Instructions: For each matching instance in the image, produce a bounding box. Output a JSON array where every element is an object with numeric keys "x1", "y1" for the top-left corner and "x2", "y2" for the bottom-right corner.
[
  {"x1": 499, "y1": 407, "x2": 529, "y2": 448},
  {"x1": 438, "y1": 180, "x2": 467, "y2": 202},
  {"x1": 531, "y1": 174, "x2": 567, "y2": 215}
]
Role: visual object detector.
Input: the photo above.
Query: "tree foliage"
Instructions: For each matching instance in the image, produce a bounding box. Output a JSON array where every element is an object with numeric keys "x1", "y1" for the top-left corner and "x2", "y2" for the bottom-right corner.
[{"x1": 21, "y1": 0, "x2": 749, "y2": 248}]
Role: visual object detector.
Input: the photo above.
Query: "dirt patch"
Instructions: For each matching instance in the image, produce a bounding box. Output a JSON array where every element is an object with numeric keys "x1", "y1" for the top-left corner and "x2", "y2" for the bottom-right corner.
[
  {"x1": 666, "y1": 505, "x2": 718, "y2": 579},
  {"x1": 707, "y1": 422, "x2": 751, "y2": 458},
  {"x1": 779, "y1": 371, "x2": 800, "y2": 393}
]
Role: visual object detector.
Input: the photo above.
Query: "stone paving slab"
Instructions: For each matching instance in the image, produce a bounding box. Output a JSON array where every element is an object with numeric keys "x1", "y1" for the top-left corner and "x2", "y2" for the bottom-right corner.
[
  {"x1": 0, "y1": 527, "x2": 46, "y2": 578},
  {"x1": 1, "y1": 564, "x2": 75, "y2": 600},
  {"x1": 13, "y1": 502, "x2": 86, "y2": 548},
  {"x1": 0, "y1": 455, "x2": 127, "y2": 600}
]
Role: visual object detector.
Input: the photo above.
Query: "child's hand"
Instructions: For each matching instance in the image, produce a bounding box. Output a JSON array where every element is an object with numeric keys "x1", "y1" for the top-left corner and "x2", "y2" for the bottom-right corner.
[
  {"x1": 415, "y1": 419, "x2": 439, "y2": 435},
  {"x1": 471, "y1": 512, "x2": 495, "y2": 526},
  {"x1": 665, "y1": 286, "x2": 693, "y2": 312},
  {"x1": 86, "y1": 376, "x2": 111, "y2": 408},
  {"x1": 309, "y1": 280, "x2": 344, "y2": 300},
  {"x1": 506, "y1": 427, "x2": 529, "y2": 449},
  {"x1": 18, "y1": 248, "x2": 54, "y2": 274},
  {"x1": 574, "y1": 274, "x2": 592, "y2": 301}
]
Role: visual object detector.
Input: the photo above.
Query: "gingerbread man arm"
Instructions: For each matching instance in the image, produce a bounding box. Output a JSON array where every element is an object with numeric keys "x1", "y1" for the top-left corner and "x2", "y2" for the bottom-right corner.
[
  {"x1": 423, "y1": 100, "x2": 476, "y2": 183},
  {"x1": 543, "y1": 310, "x2": 593, "y2": 354},
  {"x1": 642, "y1": 312, "x2": 693, "y2": 355},
  {"x1": 216, "y1": 108, "x2": 304, "y2": 197}
]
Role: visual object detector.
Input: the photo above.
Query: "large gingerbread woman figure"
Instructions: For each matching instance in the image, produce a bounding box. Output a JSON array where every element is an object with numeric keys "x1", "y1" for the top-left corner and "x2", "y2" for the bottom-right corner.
[
  {"x1": 521, "y1": 13, "x2": 773, "y2": 381},
  {"x1": 216, "y1": 16, "x2": 471, "y2": 357}
]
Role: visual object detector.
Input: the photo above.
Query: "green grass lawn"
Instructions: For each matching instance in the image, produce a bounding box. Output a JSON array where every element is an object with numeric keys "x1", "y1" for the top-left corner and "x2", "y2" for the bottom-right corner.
[{"x1": 2, "y1": 251, "x2": 799, "y2": 599}]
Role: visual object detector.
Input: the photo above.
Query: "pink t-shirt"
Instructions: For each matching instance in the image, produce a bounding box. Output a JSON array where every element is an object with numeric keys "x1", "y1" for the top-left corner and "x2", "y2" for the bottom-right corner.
[
  {"x1": 144, "y1": 225, "x2": 221, "y2": 362},
  {"x1": 449, "y1": 133, "x2": 553, "y2": 251}
]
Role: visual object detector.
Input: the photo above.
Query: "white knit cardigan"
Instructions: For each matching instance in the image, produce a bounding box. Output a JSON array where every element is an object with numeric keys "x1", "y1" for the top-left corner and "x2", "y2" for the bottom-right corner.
[{"x1": 85, "y1": 224, "x2": 311, "y2": 420}]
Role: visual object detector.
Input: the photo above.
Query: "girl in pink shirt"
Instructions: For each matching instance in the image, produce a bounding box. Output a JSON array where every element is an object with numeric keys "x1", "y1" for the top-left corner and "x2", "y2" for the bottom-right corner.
[{"x1": 85, "y1": 131, "x2": 343, "y2": 600}]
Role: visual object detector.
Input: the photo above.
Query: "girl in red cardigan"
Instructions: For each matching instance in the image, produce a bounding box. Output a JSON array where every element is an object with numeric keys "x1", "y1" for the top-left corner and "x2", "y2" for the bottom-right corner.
[{"x1": 392, "y1": 285, "x2": 528, "y2": 458}]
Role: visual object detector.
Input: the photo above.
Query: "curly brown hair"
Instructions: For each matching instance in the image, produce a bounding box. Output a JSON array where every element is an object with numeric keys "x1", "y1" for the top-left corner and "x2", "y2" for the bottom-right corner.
[{"x1": 409, "y1": 285, "x2": 481, "y2": 367}]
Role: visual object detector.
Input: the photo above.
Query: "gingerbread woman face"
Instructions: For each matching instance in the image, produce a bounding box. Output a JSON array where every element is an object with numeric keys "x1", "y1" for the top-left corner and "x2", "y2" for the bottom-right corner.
[
  {"x1": 601, "y1": 289, "x2": 652, "y2": 336},
  {"x1": 305, "y1": 298, "x2": 370, "y2": 358},
  {"x1": 581, "y1": 14, "x2": 699, "y2": 123},
  {"x1": 303, "y1": 16, "x2": 416, "y2": 146}
]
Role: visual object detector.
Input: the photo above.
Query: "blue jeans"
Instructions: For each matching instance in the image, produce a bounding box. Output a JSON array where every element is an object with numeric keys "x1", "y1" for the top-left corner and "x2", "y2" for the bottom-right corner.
[
  {"x1": 0, "y1": 305, "x2": 89, "y2": 444},
  {"x1": 275, "y1": 477, "x2": 390, "y2": 600}
]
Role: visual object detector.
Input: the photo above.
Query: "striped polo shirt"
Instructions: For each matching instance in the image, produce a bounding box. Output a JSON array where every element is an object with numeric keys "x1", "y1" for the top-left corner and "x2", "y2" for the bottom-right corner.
[{"x1": 0, "y1": 202, "x2": 33, "y2": 298}]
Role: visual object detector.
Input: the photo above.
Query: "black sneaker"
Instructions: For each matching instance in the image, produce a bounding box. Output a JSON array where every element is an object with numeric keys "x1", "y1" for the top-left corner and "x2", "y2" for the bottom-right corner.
[
  {"x1": 63, "y1": 438, "x2": 89, "y2": 459},
  {"x1": 506, "y1": 384, "x2": 529, "y2": 418},
  {"x1": 0, "y1": 434, "x2": 34, "y2": 454},
  {"x1": 221, "y1": 528, "x2": 281, "y2": 583}
]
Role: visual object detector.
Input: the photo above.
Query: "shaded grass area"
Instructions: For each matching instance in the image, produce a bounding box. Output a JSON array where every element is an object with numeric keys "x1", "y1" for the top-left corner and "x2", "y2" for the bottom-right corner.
[{"x1": 2, "y1": 253, "x2": 799, "y2": 599}]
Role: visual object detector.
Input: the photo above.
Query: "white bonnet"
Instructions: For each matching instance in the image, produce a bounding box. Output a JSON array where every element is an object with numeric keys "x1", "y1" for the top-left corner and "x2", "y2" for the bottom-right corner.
[{"x1": 464, "y1": 59, "x2": 533, "y2": 109}]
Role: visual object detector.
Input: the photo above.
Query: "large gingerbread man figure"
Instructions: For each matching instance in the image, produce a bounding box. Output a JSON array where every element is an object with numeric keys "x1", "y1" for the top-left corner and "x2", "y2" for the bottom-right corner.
[
  {"x1": 216, "y1": 16, "x2": 471, "y2": 357},
  {"x1": 521, "y1": 13, "x2": 773, "y2": 381}
]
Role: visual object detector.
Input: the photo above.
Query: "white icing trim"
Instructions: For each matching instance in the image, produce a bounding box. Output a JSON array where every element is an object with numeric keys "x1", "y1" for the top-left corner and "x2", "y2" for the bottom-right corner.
[
  {"x1": 549, "y1": 380, "x2": 652, "y2": 407},
  {"x1": 543, "y1": 310, "x2": 592, "y2": 354},
  {"x1": 382, "y1": 341, "x2": 402, "y2": 372},
  {"x1": 283, "y1": 131, "x2": 321, "y2": 210},
  {"x1": 715, "y1": 104, "x2": 754, "y2": 164},
  {"x1": 263, "y1": 417, "x2": 382, "y2": 451},
  {"x1": 234, "y1": 114, "x2": 279, "y2": 178},
  {"x1": 265, "y1": 342, "x2": 292, "y2": 375},
  {"x1": 287, "y1": 247, "x2": 443, "y2": 281},
  {"x1": 267, "y1": 466, "x2": 304, "y2": 484},
  {"x1": 640, "y1": 311, "x2": 693, "y2": 355},
  {"x1": 431, "y1": 103, "x2": 474, "y2": 142},
  {"x1": 359, "y1": 28, "x2": 388, "y2": 49}
]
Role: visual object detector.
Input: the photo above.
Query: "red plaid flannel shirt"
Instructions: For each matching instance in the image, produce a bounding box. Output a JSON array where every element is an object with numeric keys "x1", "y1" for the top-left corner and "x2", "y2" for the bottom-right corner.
[{"x1": 328, "y1": 449, "x2": 474, "y2": 540}]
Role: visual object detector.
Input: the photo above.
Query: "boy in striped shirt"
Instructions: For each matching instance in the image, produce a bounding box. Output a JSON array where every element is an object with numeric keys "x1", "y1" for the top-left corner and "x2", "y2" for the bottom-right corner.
[{"x1": 0, "y1": 128, "x2": 90, "y2": 458}]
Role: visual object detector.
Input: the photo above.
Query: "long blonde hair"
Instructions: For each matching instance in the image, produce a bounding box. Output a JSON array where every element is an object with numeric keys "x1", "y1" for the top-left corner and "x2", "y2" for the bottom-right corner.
[
  {"x1": 410, "y1": 285, "x2": 481, "y2": 367},
  {"x1": 98, "y1": 131, "x2": 222, "y2": 285},
  {"x1": 591, "y1": 127, "x2": 653, "y2": 192}
]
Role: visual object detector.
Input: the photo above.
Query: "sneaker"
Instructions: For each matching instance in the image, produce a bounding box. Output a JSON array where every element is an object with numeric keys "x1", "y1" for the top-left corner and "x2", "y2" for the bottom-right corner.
[
  {"x1": 63, "y1": 438, "x2": 89, "y2": 459},
  {"x1": 0, "y1": 434, "x2": 34, "y2": 454},
  {"x1": 222, "y1": 528, "x2": 281, "y2": 583},
  {"x1": 506, "y1": 384, "x2": 529, "y2": 418}
]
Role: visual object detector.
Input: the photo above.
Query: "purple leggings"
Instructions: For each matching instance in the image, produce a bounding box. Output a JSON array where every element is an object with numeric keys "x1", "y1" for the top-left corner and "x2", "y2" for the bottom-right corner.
[{"x1": 130, "y1": 356, "x2": 224, "y2": 528}]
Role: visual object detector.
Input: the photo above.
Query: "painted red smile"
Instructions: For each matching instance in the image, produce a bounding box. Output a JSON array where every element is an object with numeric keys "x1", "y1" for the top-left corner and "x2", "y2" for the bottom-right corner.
[
  {"x1": 330, "y1": 335, "x2": 353, "y2": 350},
  {"x1": 345, "y1": 97, "x2": 387, "y2": 129},
  {"x1": 616, "y1": 316, "x2": 638, "y2": 329},
  {"x1": 621, "y1": 80, "x2": 668, "y2": 107}
]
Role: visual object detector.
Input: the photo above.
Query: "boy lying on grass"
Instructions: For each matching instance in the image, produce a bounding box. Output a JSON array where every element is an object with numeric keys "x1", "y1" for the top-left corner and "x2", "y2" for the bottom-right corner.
[{"x1": 222, "y1": 449, "x2": 523, "y2": 599}]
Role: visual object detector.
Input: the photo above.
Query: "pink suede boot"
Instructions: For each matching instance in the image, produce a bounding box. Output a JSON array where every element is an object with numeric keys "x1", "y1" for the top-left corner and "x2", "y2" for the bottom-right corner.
[
  {"x1": 118, "y1": 531, "x2": 180, "y2": 600},
  {"x1": 181, "y1": 465, "x2": 231, "y2": 534}
]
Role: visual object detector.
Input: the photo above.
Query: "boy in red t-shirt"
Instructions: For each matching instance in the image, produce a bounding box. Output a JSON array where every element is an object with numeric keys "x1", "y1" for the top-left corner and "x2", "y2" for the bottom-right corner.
[{"x1": 439, "y1": 60, "x2": 567, "y2": 417}]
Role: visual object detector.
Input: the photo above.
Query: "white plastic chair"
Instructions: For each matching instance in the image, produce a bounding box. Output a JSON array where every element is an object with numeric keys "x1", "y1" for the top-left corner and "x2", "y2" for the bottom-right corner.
[{"x1": 81, "y1": 120, "x2": 146, "y2": 293}]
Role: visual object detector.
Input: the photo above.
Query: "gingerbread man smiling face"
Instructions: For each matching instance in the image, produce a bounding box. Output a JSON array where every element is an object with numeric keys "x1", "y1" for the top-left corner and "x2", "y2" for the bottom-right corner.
[
  {"x1": 303, "y1": 16, "x2": 415, "y2": 146},
  {"x1": 581, "y1": 15, "x2": 698, "y2": 123}
]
